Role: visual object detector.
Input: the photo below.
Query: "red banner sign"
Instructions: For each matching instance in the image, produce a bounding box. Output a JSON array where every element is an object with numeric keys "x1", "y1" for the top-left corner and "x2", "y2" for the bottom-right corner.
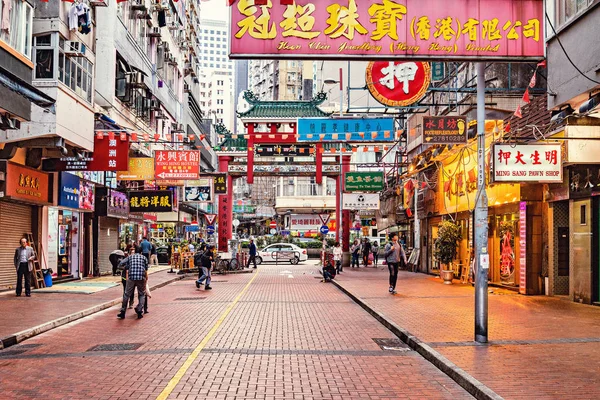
[
  {"x1": 154, "y1": 151, "x2": 200, "y2": 180},
  {"x1": 366, "y1": 61, "x2": 430, "y2": 107},
  {"x1": 230, "y1": 0, "x2": 544, "y2": 60},
  {"x1": 43, "y1": 134, "x2": 129, "y2": 172}
]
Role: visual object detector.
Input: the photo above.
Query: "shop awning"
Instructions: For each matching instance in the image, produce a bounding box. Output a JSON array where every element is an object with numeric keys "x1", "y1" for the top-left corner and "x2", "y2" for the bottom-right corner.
[{"x1": 0, "y1": 67, "x2": 55, "y2": 110}]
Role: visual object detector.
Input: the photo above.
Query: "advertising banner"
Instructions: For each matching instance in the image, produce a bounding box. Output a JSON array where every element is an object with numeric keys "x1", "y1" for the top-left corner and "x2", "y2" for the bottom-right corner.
[
  {"x1": 423, "y1": 116, "x2": 468, "y2": 144},
  {"x1": 117, "y1": 158, "x2": 155, "y2": 181},
  {"x1": 230, "y1": 0, "x2": 544, "y2": 60},
  {"x1": 366, "y1": 61, "x2": 431, "y2": 107},
  {"x1": 297, "y1": 117, "x2": 395, "y2": 142},
  {"x1": 155, "y1": 150, "x2": 200, "y2": 179},
  {"x1": 58, "y1": 172, "x2": 80, "y2": 209},
  {"x1": 129, "y1": 190, "x2": 174, "y2": 213},
  {"x1": 79, "y1": 180, "x2": 95, "y2": 211},
  {"x1": 289, "y1": 214, "x2": 327, "y2": 231},
  {"x1": 491, "y1": 144, "x2": 562, "y2": 183},
  {"x1": 42, "y1": 134, "x2": 129, "y2": 172},
  {"x1": 342, "y1": 193, "x2": 380, "y2": 210},
  {"x1": 213, "y1": 174, "x2": 228, "y2": 194},
  {"x1": 107, "y1": 190, "x2": 129, "y2": 219},
  {"x1": 184, "y1": 179, "x2": 213, "y2": 202},
  {"x1": 345, "y1": 172, "x2": 384, "y2": 192},
  {"x1": 255, "y1": 144, "x2": 315, "y2": 157},
  {"x1": 2, "y1": 162, "x2": 51, "y2": 205}
]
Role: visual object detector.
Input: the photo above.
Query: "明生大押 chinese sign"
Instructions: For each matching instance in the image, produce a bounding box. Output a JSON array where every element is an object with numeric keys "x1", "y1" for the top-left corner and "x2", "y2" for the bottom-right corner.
[
  {"x1": 491, "y1": 144, "x2": 562, "y2": 183},
  {"x1": 230, "y1": 0, "x2": 544, "y2": 60}
]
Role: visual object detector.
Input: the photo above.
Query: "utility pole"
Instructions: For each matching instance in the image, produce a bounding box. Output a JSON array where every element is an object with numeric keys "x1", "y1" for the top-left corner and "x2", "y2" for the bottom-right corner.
[{"x1": 474, "y1": 62, "x2": 489, "y2": 343}]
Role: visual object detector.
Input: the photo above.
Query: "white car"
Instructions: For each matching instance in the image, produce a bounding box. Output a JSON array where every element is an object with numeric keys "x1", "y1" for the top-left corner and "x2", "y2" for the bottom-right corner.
[{"x1": 256, "y1": 243, "x2": 308, "y2": 265}]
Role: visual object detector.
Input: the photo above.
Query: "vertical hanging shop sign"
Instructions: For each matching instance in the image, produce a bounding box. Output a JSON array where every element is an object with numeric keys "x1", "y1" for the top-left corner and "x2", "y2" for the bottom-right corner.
[
  {"x1": 42, "y1": 134, "x2": 129, "y2": 172},
  {"x1": 519, "y1": 201, "x2": 527, "y2": 295},
  {"x1": 213, "y1": 174, "x2": 228, "y2": 194}
]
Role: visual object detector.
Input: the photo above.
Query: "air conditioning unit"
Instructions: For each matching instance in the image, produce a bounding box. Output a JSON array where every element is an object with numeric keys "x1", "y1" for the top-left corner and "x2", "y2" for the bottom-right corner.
[
  {"x1": 89, "y1": 0, "x2": 108, "y2": 7},
  {"x1": 131, "y1": 0, "x2": 147, "y2": 11},
  {"x1": 64, "y1": 40, "x2": 86, "y2": 56},
  {"x1": 131, "y1": 71, "x2": 145, "y2": 87},
  {"x1": 168, "y1": 55, "x2": 178, "y2": 65},
  {"x1": 162, "y1": 42, "x2": 170, "y2": 52},
  {"x1": 147, "y1": 26, "x2": 161, "y2": 37},
  {"x1": 183, "y1": 83, "x2": 191, "y2": 93},
  {"x1": 154, "y1": 110, "x2": 166, "y2": 119},
  {"x1": 150, "y1": 98, "x2": 160, "y2": 110},
  {"x1": 168, "y1": 21, "x2": 178, "y2": 31},
  {"x1": 172, "y1": 123, "x2": 184, "y2": 133}
]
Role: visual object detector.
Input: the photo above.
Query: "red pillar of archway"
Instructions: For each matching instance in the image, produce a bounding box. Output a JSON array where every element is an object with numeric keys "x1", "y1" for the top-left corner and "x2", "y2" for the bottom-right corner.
[
  {"x1": 246, "y1": 123, "x2": 255, "y2": 184},
  {"x1": 218, "y1": 155, "x2": 234, "y2": 253},
  {"x1": 341, "y1": 155, "x2": 351, "y2": 255}
]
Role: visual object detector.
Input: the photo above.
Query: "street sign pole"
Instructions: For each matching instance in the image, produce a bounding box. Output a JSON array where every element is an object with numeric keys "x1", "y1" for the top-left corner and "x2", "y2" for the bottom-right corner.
[{"x1": 474, "y1": 62, "x2": 489, "y2": 344}]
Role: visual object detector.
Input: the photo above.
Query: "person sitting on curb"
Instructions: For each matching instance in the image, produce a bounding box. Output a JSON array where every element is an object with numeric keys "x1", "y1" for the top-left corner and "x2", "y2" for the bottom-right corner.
[{"x1": 322, "y1": 261, "x2": 336, "y2": 282}]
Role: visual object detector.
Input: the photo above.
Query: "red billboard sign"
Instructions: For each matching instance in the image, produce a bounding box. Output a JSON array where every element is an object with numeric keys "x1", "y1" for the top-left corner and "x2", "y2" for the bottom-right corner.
[
  {"x1": 366, "y1": 61, "x2": 431, "y2": 107},
  {"x1": 230, "y1": 0, "x2": 544, "y2": 60},
  {"x1": 42, "y1": 134, "x2": 129, "y2": 172},
  {"x1": 154, "y1": 151, "x2": 200, "y2": 180}
]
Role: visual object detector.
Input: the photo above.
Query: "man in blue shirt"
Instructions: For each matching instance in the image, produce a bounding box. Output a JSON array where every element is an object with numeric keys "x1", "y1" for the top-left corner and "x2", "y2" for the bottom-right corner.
[
  {"x1": 246, "y1": 238, "x2": 257, "y2": 269},
  {"x1": 117, "y1": 247, "x2": 148, "y2": 319},
  {"x1": 139, "y1": 237, "x2": 152, "y2": 263}
]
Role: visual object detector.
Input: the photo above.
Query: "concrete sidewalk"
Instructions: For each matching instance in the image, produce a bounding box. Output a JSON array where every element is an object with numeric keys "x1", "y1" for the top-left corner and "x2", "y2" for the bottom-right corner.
[
  {"x1": 333, "y1": 266, "x2": 600, "y2": 400},
  {"x1": 0, "y1": 266, "x2": 183, "y2": 349}
]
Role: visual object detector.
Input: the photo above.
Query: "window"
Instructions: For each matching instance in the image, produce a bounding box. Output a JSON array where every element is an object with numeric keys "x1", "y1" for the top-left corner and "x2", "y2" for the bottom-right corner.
[
  {"x1": 555, "y1": 0, "x2": 594, "y2": 28},
  {"x1": 59, "y1": 37, "x2": 93, "y2": 103},
  {"x1": 0, "y1": 0, "x2": 33, "y2": 58},
  {"x1": 34, "y1": 35, "x2": 54, "y2": 79}
]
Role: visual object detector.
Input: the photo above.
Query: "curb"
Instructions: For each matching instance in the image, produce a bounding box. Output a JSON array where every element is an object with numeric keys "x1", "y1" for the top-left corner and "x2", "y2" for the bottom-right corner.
[
  {"x1": 0, "y1": 274, "x2": 185, "y2": 350},
  {"x1": 331, "y1": 278, "x2": 503, "y2": 400}
]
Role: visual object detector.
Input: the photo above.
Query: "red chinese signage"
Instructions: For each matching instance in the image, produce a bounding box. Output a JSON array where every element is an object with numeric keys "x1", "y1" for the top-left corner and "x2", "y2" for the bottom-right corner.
[
  {"x1": 154, "y1": 151, "x2": 200, "y2": 180},
  {"x1": 230, "y1": 0, "x2": 544, "y2": 60},
  {"x1": 3, "y1": 162, "x2": 51, "y2": 205},
  {"x1": 367, "y1": 61, "x2": 430, "y2": 107},
  {"x1": 43, "y1": 134, "x2": 129, "y2": 172}
]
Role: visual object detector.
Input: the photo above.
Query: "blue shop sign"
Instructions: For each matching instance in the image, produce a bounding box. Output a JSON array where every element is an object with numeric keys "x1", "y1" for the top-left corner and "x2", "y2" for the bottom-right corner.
[
  {"x1": 297, "y1": 118, "x2": 396, "y2": 142},
  {"x1": 59, "y1": 172, "x2": 80, "y2": 209}
]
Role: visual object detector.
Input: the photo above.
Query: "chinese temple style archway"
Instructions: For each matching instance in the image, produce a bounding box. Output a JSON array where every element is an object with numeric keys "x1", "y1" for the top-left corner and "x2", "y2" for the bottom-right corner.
[{"x1": 215, "y1": 91, "x2": 354, "y2": 254}]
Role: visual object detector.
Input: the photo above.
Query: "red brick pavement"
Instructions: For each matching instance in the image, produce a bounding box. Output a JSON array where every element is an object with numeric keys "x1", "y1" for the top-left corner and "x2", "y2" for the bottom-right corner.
[
  {"x1": 0, "y1": 263, "x2": 472, "y2": 399},
  {"x1": 334, "y1": 266, "x2": 600, "y2": 399},
  {"x1": 0, "y1": 268, "x2": 181, "y2": 344}
]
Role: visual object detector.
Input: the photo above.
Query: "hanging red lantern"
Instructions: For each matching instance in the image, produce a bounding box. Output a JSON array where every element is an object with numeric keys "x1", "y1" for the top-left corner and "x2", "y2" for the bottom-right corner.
[
  {"x1": 166, "y1": 134, "x2": 172, "y2": 141},
  {"x1": 177, "y1": 134, "x2": 183, "y2": 142},
  {"x1": 108, "y1": 131, "x2": 115, "y2": 141},
  {"x1": 131, "y1": 132, "x2": 138, "y2": 142},
  {"x1": 188, "y1": 134, "x2": 195, "y2": 142},
  {"x1": 143, "y1": 133, "x2": 149, "y2": 142},
  {"x1": 200, "y1": 135, "x2": 206, "y2": 140},
  {"x1": 96, "y1": 131, "x2": 103, "y2": 139},
  {"x1": 154, "y1": 133, "x2": 160, "y2": 141},
  {"x1": 120, "y1": 132, "x2": 127, "y2": 141}
]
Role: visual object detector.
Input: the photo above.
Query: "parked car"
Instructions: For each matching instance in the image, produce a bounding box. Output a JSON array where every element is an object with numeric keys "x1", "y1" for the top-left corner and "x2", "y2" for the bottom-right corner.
[{"x1": 256, "y1": 243, "x2": 308, "y2": 265}]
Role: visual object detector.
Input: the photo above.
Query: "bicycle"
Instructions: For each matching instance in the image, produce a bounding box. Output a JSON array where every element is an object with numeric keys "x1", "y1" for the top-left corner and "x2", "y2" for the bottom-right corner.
[{"x1": 214, "y1": 252, "x2": 242, "y2": 273}]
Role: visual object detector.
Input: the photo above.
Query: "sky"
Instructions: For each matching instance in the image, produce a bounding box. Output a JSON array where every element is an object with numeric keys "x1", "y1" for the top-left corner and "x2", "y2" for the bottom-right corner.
[{"x1": 200, "y1": 0, "x2": 229, "y2": 22}]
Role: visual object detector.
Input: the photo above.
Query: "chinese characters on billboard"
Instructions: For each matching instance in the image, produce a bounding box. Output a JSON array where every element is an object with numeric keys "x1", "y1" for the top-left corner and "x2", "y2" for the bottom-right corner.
[
  {"x1": 154, "y1": 151, "x2": 200, "y2": 180},
  {"x1": 366, "y1": 61, "x2": 431, "y2": 107},
  {"x1": 230, "y1": 0, "x2": 544, "y2": 60},
  {"x1": 423, "y1": 116, "x2": 467, "y2": 144},
  {"x1": 213, "y1": 174, "x2": 228, "y2": 194},
  {"x1": 129, "y1": 190, "x2": 174, "y2": 213},
  {"x1": 492, "y1": 144, "x2": 562, "y2": 183}
]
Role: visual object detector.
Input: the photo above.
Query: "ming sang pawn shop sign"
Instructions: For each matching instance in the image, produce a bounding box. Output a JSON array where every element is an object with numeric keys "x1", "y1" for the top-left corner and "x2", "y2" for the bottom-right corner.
[
  {"x1": 491, "y1": 144, "x2": 563, "y2": 183},
  {"x1": 229, "y1": 0, "x2": 544, "y2": 60}
]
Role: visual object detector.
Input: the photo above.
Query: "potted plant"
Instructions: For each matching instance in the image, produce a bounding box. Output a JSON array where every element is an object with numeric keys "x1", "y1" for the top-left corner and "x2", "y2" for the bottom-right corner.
[{"x1": 434, "y1": 220, "x2": 462, "y2": 284}]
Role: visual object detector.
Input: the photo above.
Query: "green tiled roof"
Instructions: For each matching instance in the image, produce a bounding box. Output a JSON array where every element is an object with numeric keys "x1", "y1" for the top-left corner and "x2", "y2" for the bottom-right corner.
[{"x1": 237, "y1": 91, "x2": 331, "y2": 119}]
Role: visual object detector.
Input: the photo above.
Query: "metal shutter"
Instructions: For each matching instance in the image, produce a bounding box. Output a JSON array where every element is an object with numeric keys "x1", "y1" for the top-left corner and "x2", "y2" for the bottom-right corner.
[
  {"x1": 97, "y1": 217, "x2": 120, "y2": 275},
  {"x1": 0, "y1": 201, "x2": 32, "y2": 289}
]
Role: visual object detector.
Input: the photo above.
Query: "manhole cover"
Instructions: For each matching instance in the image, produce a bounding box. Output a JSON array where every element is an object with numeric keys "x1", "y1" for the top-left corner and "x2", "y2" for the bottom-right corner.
[
  {"x1": 174, "y1": 297, "x2": 207, "y2": 301},
  {"x1": 87, "y1": 343, "x2": 143, "y2": 352},
  {"x1": 372, "y1": 338, "x2": 409, "y2": 351}
]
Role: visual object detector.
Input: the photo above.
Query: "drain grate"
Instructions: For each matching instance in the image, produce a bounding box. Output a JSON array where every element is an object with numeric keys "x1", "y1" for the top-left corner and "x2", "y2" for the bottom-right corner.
[
  {"x1": 372, "y1": 338, "x2": 409, "y2": 351},
  {"x1": 174, "y1": 297, "x2": 207, "y2": 301},
  {"x1": 210, "y1": 280, "x2": 228, "y2": 283},
  {"x1": 87, "y1": 343, "x2": 143, "y2": 352}
]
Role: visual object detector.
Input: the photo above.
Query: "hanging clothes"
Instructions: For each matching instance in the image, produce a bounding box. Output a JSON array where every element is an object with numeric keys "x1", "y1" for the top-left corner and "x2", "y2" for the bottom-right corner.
[
  {"x1": 68, "y1": 3, "x2": 79, "y2": 31},
  {"x1": 1, "y1": 0, "x2": 11, "y2": 34},
  {"x1": 77, "y1": 3, "x2": 91, "y2": 35},
  {"x1": 157, "y1": 10, "x2": 166, "y2": 28}
]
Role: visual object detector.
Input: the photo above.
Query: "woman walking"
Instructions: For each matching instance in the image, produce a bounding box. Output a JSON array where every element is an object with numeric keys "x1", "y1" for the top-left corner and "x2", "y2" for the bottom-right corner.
[
  {"x1": 371, "y1": 241, "x2": 379, "y2": 267},
  {"x1": 350, "y1": 239, "x2": 361, "y2": 268},
  {"x1": 333, "y1": 242, "x2": 343, "y2": 274},
  {"x1": 383, "y1": 233, "x2": 407, "y2": 295}
]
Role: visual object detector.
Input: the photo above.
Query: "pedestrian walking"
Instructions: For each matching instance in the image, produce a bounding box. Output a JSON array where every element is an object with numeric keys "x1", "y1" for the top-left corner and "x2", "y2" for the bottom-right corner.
[
  {"x1": 139, "y1": 237, "x2": 152, "y2": 263},
  {"x1": 150, "y1": 240, "x2": 159, "y2": 266},
  {"x1": 109, "y1": 249, "x2": 125, "y2": 276},
  {"x1": 195, "y1": 245, "x2": 214, "y2": 290},
  {"x1": 246, "y1": 237, "x2": 257, "y2": 269},
  {"x1": 333, "y1": 242, "x2": 343, "y2": 273},
  {"x1": 120, "y1": 266, "x2": 134, "y2": 309},
  {"x1": 117, "y1": 247, "x2": 149, "y2": 319},
  {"x1": 362, "y1": 238, "x2": 371, "y2": 267},
  {"x1": 350, "y1": 239, "x2": 360, "y2": 268},
  {"x1": 383, "y1": 233, "x2": 407, "y2": 295},
  {"x1": 371, "y1": 241, "x2": 380, "y2": 266},
  {"x1": 14, "y1": 238, "x2": 35, "y2": 297}
]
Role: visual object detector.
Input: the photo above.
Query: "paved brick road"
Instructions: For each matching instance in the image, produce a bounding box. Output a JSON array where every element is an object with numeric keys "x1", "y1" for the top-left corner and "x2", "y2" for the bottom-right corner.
[
  {"x1": 334, "y1": 266, "x2": 600, "y2": 400},
  {"x1": 0, "y1": 262, "x2": 471, "y2": 400}
]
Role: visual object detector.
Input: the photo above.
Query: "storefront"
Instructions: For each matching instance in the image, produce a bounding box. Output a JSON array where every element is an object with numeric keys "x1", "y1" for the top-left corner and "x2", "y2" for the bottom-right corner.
[
  {"x1": 48, "y1": 172, "x2": 95, "y2": 279},
  {"x1": 0, "y1": 162, "x2": 51, "y2": 289},
  {"x1": 121, "y1": 213, "x2": 144, "y2": 250},
  {"x1": 94, "y1": 188, "x2": 128, "y2": 275}
]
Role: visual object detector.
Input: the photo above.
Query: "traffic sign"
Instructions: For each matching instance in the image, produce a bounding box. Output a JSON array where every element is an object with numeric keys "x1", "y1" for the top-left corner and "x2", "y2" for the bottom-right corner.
[
  {"x1": 205, "y1": 214, "x2": 217, "y2": 225},
  {"x1": 206, "y1": 225, "x2": 215, "y2": 235},
  {"x1": 270, "y1": 228, "x2": 277, "y2": 235},
  {"x1": 319, "y1": 225, "x2": 330, "y2": 235},
  {"x1": 186, "y1": 225, "x2": 200, "y2": 232},
  {"x1": 270, "y1": 221, "x2": 277, "y2": 228},
  {"x1": 232, "y1": 219, "x2": 240, "y2": 227}
]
